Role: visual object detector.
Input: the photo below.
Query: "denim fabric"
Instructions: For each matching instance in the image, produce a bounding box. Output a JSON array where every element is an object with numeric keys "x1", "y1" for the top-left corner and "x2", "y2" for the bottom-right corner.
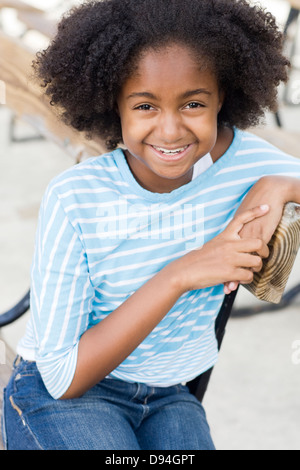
[{"x1": 2, "y1": 358, "x2": 215, "y2": 450}]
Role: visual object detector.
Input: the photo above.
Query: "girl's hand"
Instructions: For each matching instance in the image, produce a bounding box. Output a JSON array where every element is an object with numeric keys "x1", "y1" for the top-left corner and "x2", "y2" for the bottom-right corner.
[
  {"x1": 223, "y1": 175, "x2": 299, "y2": 294},
  {"x1": 172, "y1": 205, "x2": 270, "y2": 294},
  {"x1": 237, "y1": 176, "x2": 290, "y2": 243}
]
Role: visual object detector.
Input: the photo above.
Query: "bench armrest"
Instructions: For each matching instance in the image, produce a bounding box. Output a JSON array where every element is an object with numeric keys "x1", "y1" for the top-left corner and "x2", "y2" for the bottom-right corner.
[{"x1": 245, "y1": 202, "x2": 300, "y2": 304}]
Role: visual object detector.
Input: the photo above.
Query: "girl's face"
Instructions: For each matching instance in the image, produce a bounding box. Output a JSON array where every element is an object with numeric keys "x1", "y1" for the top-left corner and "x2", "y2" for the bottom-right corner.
[{"x1": 117, "y1": 43, "x2": 224, "y2": 193}]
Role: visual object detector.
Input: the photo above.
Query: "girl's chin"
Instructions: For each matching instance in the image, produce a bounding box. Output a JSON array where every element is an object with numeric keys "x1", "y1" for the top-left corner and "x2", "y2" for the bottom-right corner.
[{"x1": 150, "y1": 165, "x2": 195, "y2": 190}]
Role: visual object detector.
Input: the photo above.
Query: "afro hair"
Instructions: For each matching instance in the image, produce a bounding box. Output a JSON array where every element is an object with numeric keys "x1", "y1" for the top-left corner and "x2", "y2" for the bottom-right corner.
[{"x1": 33, "y1": 0, "x2": 289, "y2": 150}]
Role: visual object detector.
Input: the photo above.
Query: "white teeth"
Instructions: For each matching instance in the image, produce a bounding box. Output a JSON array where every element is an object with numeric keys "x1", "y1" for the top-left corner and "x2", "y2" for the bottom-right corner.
[{"x1": 153, "y1": 145, "x2": 188, "y2": 155}]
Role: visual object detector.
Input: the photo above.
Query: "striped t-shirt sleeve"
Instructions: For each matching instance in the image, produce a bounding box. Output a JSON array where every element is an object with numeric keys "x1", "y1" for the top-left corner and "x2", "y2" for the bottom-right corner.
[{"x1": 30, "y1": 185, "x2": 95, "y2": 399}]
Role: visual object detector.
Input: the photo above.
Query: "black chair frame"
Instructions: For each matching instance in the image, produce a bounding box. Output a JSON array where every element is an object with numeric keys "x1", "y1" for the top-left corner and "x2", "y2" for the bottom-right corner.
[{"x1": 187, "y1": 289, "x2": 238, "y2": 401}]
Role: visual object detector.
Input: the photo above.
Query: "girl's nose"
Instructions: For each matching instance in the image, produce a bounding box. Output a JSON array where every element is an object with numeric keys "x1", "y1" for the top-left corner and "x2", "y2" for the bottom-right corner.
[{"x1": 156, "y1": 112, "x2": 185, "y2": 144}]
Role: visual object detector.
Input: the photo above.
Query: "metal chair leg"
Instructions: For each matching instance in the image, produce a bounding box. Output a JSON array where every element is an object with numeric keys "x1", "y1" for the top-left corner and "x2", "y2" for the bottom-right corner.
[
  {"x1": 0, "y1": 290, "x2": 30, "y2": 327},
  {"x1": 188, "y1": 290, "x2": 239, "y2": 401},
  {"x1": 232, "y1": 283, "x2": 300, "y2": 318}
]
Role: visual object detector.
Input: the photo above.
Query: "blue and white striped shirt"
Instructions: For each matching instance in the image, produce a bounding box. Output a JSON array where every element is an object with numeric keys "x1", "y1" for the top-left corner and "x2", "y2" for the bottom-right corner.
[{"x1": 17, "y1": 129, "x2": 300, "y2": 399}]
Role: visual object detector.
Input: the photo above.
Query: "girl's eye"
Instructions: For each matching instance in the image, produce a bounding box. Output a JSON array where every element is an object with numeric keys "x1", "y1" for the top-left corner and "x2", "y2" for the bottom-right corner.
[
  {"x1": 185, "y1": 102, "x2": 204, "y2": 109},
  {"x1": 135, "y1": 104, "x2": 154, "y2": 111}
]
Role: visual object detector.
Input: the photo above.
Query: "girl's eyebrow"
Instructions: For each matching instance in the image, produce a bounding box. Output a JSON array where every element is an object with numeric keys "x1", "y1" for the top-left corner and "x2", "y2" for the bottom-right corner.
[
  {"x1": 181, "y1": 88, "x2": 212, "y2": 98},
  {"x1": 126, "y1": 92, "x2": 157, "y2": 100},
  {"x1": 126, "y1": 89, "x2": 212, "y2": 100}
]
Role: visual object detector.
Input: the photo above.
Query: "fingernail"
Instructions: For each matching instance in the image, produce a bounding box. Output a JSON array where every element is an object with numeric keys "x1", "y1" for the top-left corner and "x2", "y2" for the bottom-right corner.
[{"x1": 260, "y1": 205, "x2": 269, "y2": 211}]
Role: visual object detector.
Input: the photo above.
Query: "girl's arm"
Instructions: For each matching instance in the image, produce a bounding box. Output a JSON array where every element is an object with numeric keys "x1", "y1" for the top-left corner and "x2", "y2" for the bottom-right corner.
[
  {"x1": 61, "y1": 206, "x2": 269, "y2": 399},
  {"x1": 238, "y1": 176, "x2": 300, "y2": 243}
]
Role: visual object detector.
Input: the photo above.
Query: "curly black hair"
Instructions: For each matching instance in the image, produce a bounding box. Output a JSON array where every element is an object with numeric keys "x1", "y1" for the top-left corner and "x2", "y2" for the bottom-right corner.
[{"x1": 34, "y1": 0, "x2": 289, "y2": 150}]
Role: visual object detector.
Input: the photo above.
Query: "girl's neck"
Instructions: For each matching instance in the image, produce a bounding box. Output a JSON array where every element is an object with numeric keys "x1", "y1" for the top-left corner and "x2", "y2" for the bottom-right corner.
[{"x1": 210, "y1": 126, "x2": 234, "y2": 163}]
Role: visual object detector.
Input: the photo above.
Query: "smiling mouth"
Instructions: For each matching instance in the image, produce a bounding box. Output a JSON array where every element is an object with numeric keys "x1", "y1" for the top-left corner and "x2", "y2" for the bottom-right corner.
[
  {"x1": 149, "y1": 144, "x2": 194, "y2": 162},
  {"x1": 151, "y1": 144, "x2": 190, "y2": 156}
]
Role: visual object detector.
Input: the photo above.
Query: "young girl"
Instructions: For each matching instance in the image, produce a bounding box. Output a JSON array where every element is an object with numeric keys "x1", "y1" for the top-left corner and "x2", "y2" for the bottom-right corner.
[{"x1": 2, "y1": 0, "x2": 300, "y2": 450}]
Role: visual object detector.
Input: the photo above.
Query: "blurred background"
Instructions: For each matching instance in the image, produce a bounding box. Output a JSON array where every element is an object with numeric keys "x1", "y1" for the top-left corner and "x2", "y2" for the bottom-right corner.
[{"x1": 0, "y1": 0, "x2": 300, "y2": 450}]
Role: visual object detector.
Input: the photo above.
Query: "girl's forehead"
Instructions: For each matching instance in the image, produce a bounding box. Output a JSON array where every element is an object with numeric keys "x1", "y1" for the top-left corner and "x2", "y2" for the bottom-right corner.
[
  {"x1": 122, "y1": 43, "x2": 218, "y2": 96},
  {"x1": 137, "y1": 43, "x2": 210, "y2": 74}
]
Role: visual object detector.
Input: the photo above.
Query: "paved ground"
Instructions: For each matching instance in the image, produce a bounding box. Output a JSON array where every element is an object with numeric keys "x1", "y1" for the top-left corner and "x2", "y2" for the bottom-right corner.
[
  {"x1": 0, "y1": 0, "x2": 299, "y2": 451},
  {"x1": 204, "y1": 291, "x2": 300, "y2": 450}
]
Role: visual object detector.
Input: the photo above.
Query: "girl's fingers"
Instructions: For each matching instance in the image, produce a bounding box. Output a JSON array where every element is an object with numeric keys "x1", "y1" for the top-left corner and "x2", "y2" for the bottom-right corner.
[
  {"x1": 226, "y1": 205, "x2": 270, "y2": 238},
  {"x1": 254, "y1": 240, "x2": 269, "y2": 260},
  {"x1": 223, "y1": 247, "x2": 267, "y2": 293},
  {"x1": 224, "y1": 284, "x2": 232, "y2": 295},
  {"x1": 236, "y1": 238, "x2": 270, "y2": 259},
  {"x1": 240, "y1": 253, "x2": 263, "y2": 271},
  {"x1": 222, "y1": 206, "x2": 270, "y2": 294},
  {"x1": 224, "y1": 281, "x2": 239, "y2": 294}
]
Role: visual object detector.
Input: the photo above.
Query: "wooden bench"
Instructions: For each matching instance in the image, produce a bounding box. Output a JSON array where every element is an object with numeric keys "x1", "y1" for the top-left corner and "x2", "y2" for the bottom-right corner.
[
  {"x1": 0, "y1": 1, "x2": 106, "y2": 161},
  {"x1": 0, "y1": 0, "x2": 57, "y2": 38},
  {"x1": 0, "y1": 0, "x2": 44, "y2": 13},
  {"x1": 0, "y1": 31, "x2": 106, "y2": 162},
  {"x1": 252, "y1": 126, "x2": 300, "y2": 158},
  {"x1": 16, "y1": 10, "x2": 57, "y2": 39},
  {"x1": 288, "y1": 0, "x2": 300, "y2": 10}
]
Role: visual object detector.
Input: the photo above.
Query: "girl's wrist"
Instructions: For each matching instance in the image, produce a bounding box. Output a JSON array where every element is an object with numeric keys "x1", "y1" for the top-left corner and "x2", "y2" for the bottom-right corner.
[
  {"x1": 282, "y1": 177, "x2": 300, "y2": 205},
  {"x1": 165, "y1": 250, "x2": 209, "y2": 295},
  {"x1": 163, "y1": 258, "x2": 190, "y2": 297},
  {"x1": 257, "y1": 176, "x2": 297, "y2": 204}
]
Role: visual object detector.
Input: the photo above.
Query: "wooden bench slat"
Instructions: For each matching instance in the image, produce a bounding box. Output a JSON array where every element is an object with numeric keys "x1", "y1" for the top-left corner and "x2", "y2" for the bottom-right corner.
[
  {"x1": 252, "y1": 127, "x2": 300, "y2": 159},
  {"x1": 288, "y1": 0, "x2": 300, "y2": 10},
  {"x1": 0, "y1": 0, "x2": 44, "y2": 13},
  {"x1": 0, "y1": 31, "x2": 106, "y2": 162},
  {"x1": 17, "y1": 10, "x2": 57, "y2": 38}
]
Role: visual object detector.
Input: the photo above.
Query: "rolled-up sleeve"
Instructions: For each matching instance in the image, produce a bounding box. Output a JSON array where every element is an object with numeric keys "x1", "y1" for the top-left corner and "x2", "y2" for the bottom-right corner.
[{"x1": 30, "y1": 185, "x2": 94, "y2": 399}]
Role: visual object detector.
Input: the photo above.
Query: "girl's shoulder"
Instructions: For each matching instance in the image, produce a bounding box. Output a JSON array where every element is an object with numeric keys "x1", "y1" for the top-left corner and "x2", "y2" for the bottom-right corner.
[
  {"x1": 45, "y1": 149, "x2": 122, "y2": 195},
  {"x1": 212, "y1": 128, "x2": 300, "y2": 182},
  {"x1": 231, "y1": 128, "x2": 299, "y2": 163}
]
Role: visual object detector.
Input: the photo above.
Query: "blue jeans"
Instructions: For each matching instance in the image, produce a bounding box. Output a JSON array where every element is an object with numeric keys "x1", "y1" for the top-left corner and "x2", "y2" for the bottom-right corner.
[{"x1": 2, "y1": 358, "x2": 215, "y2": 450}]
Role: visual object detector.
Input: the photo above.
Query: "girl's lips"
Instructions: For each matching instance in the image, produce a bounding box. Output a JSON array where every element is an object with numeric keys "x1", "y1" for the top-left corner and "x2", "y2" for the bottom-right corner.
[{"x1": 149, "y1": 143, "x2": 193, "y2": 162}]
